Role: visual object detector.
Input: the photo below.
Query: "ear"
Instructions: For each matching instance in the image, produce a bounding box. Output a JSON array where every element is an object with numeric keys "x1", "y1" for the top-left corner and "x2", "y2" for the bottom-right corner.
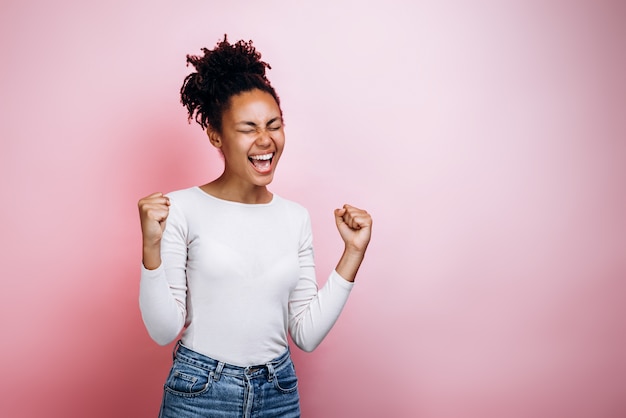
[{"x1": 207, "y1": 127, "x2": 222, "y2": 148}]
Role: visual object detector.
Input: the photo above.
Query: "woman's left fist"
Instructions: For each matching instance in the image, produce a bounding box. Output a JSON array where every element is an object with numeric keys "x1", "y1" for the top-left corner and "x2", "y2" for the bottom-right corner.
[{"x1": 334, "y1": 204, "x2": 372, "y2": 253}]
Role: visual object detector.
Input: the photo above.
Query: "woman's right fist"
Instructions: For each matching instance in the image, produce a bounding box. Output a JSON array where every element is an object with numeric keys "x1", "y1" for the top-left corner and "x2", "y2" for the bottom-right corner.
[{"x1": 138, "y1": 192, "x2": 170, "y2": 246}]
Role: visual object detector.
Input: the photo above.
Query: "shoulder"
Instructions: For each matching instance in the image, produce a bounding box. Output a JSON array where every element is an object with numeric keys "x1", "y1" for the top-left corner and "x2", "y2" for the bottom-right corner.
[
  {"x1": 165, "y1": 186, "x2": 199, "y2": 201},
  {"x1": 273, "y1": 196, "x2": 314, "y2": 244},
  {"x1": 272, "y1": 195, "x2": 312, "y2": 234},
  {"x1": 272, "y1": 194, "x2": 309, "y2": 218},
  {"x1": 164, "y1": 187, "x2": 206, "y2": 209},
  {"x1": 162, "y1": 187, "x2": 209, "y2": 223}
]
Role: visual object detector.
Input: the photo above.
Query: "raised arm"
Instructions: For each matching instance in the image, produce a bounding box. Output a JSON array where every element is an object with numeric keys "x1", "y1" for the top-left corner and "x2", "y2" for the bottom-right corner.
[
  {"x1": 138, "y1": 192, "x2": 187, "y2": 345},
  {"x1": 289, "y1": 204, "x2": 372, "y2": 352}
]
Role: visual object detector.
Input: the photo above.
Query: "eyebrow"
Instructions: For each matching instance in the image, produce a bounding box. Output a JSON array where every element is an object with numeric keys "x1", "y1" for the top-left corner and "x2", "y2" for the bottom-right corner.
[{"x1": 236, "y1": 117, "x2": 282, "y2": 127}]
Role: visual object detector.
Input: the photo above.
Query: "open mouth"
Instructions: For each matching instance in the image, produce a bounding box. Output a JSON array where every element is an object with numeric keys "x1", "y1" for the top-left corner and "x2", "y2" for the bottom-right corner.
[{"x1": 248, "y1": 152, "x2": 274, "y2": 172}]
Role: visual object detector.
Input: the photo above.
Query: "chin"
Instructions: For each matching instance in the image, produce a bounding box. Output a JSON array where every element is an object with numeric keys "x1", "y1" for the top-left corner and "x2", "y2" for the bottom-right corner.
[
  {"x1": 256, "y1": 176, "x2": 275, "y2": 187},
  {"x1": 250, "y1": 166, "x2": 277, "y2": 186}
]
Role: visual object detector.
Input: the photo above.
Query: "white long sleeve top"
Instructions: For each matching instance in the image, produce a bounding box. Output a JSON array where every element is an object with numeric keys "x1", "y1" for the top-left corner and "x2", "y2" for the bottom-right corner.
[{"x1": 139, "y1": 187, "x2": 353, "y2": 366}]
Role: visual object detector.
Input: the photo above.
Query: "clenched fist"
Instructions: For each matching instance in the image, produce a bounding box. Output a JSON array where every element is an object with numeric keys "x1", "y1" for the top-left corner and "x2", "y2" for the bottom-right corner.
[
  {"x1": 334, "y1": 204, "x2": 372, "y2": 253},
  {"x1": 138, "y1": 192, "x2": 170, "y2": 269},
  {"x1": 333, "y1": 204, "x2": 372, "y2": 282}
]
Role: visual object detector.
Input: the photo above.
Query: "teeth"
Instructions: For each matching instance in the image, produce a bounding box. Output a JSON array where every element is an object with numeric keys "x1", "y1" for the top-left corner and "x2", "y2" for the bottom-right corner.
[{"x1": 250, "y1": 153, "x2": 273, "y2": 161}]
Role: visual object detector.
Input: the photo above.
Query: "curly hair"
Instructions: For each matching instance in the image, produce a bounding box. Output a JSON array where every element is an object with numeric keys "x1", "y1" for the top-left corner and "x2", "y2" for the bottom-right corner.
[{"x1": 180, "y1": 35, "x2": 281, "y2": 133}]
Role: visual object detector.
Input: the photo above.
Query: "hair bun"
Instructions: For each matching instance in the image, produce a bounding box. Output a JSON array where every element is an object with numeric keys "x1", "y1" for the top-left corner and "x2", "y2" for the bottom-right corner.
[
  {"x1": 180, "y1": 34, "x2": 281, "y2": 131},
  {"x1": 188, "y1": 35, "x2": 270, "y2": 86}
]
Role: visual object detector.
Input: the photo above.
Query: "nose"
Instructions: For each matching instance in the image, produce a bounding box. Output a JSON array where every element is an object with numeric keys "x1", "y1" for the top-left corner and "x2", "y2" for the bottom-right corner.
[{"x1": 256, "y1": 129, "x2": 272, "y2": 147}]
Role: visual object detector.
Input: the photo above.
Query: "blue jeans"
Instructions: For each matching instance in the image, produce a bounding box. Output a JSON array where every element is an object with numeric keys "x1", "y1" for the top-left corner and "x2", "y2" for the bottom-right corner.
[{"x1": 159, "y1": 342, "x2": 301, "y2": 418}]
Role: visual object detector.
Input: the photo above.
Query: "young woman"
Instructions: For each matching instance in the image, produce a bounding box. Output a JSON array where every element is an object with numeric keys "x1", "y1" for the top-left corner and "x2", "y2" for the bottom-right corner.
[{"x1": 138, "y1": 36, "x2": 372, "y2": 418}]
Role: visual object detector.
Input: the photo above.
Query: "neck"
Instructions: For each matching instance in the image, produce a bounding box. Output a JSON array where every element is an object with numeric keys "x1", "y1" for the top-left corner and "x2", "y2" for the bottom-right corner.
[{"x1": 200, "y1": 176, "x2": 272, "y2": 204}]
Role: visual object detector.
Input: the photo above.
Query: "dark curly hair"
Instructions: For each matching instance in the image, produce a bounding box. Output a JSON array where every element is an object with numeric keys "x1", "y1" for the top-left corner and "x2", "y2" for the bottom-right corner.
[{"x1": 180, "y1": 35, "x2": 281, "y2": 133}]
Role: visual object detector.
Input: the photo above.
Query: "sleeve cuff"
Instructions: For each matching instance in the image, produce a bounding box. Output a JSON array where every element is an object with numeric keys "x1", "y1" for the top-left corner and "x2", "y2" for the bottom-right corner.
[
  {"x1": 330, "y1": 269, "x2": 355, "y2": 290},
  {"x1": 141, "y1": 262, "x2": 164, "y2": 278}
]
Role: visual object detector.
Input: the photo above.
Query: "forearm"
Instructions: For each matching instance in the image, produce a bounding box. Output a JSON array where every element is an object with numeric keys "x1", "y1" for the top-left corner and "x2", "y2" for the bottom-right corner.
[
  {"x1": 142, "y1": 242, "x2": 162, "y2": 270},
  {"x1": 289, "y1": 270, "x2": 354, "y2": 352},
  {"x1": 139, "y1": 264, "x2": 186, "y2": 345},
  {"x1": 335, "y1": 247, "x2": 366, "y2": 283}
]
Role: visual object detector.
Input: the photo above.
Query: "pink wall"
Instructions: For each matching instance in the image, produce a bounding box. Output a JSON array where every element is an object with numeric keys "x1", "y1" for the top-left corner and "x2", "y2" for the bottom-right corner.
[{"x1": 1, "y1": 1, "x2": 625, "y2": 417}]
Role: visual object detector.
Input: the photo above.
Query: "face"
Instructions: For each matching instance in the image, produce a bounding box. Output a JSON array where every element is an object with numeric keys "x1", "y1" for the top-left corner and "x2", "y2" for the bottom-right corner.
[{"x1": 209, "y1": 89, "x2": 285, "y2": 190}]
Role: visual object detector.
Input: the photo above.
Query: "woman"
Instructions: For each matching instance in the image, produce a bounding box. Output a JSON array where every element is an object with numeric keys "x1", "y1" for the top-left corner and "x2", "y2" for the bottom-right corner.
[{"x1": 138, "y1": 36, "x2": 372, "y2": 418}]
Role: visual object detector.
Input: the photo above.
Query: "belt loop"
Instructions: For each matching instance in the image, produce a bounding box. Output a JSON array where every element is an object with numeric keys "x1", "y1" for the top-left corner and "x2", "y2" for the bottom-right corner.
[
  {"x1": 172, "y1": 340, "x2": 181, "y2": 361},
  {"x1": 266, "y1": 362, "x2": 275, "y2": 382},
  {"x1": 214, "y1": 361, "x2": 225, "y2": 382}
]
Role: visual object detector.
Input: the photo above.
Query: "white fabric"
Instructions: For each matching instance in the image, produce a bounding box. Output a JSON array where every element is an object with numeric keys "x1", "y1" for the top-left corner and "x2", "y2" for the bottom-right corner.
[{"x1": 139, "y1": 187, "x2": 353, "y2": 366}]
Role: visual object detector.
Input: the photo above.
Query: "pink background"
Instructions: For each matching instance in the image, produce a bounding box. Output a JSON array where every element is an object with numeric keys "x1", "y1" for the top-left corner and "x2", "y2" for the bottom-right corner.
[{"x1": 1, "y1": 1, "x2": 625, "y2": 417}]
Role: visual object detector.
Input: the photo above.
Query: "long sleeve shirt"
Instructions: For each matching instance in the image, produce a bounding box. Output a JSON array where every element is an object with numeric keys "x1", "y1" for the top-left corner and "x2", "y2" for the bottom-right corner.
[{"x1": 139, "y1": 187, "x2": 353, "y2": 366}]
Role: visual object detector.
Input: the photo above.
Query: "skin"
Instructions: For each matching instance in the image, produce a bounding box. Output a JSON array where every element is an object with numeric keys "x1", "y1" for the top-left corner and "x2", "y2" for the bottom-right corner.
[
  {"x1": 203, "y1": 89, "x2": 285, "y2": 204},
  {"x1": 138, "y1": 89, "x2": 372, "y2": 282}
]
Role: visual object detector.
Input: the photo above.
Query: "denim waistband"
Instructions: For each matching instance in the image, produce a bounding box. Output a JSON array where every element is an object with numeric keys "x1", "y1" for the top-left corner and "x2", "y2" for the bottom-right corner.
[{"x1": 173, "y1": 341, "x2": 291, "y2": 380}]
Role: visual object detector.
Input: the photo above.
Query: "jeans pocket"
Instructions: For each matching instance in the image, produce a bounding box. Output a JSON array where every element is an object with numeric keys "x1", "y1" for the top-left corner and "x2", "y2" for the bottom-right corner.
[
  {"x1": 273, "y1": 362, "x2": 298, "y2": 394},
  {"x1": 164, "y1": 361, "x2": 212, "y2": 397}
]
